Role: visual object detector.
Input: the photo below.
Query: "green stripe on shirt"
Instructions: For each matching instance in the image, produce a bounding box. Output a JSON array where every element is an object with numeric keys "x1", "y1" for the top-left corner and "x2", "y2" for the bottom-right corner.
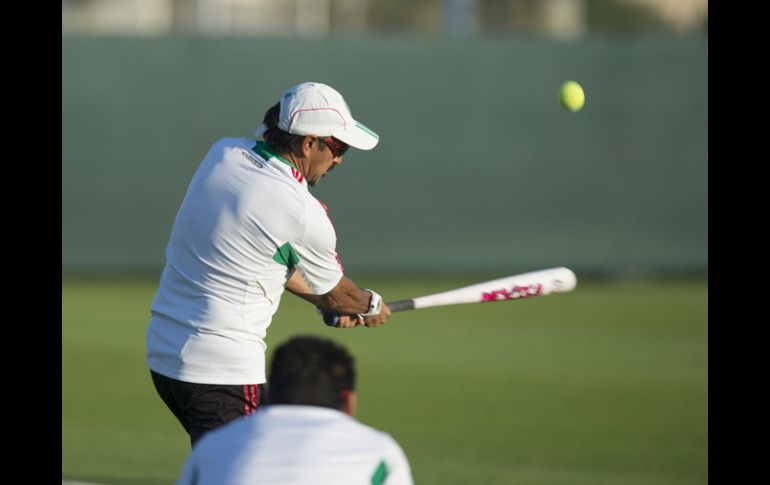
[
  {"x1": 371, "y1": 460, "x2": 388, "y2": 485},
  {"x1": 272, "y1": 242, "x2": 299, "y2": 270},
  {"x1": 252, "y1": 141, "x2": 296, "y2": 168}
]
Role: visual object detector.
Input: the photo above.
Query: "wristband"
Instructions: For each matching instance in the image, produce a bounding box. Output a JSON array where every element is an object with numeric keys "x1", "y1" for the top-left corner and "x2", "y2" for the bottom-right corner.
[{"x1": 361, "y1": 289, "x2": 383, "y2": 317}]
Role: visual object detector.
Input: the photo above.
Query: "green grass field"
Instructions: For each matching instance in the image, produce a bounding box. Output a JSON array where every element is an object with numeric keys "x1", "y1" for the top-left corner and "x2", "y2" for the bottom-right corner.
[{"x1": 62, "y1": 276, "x2": 707, "y2": 485}]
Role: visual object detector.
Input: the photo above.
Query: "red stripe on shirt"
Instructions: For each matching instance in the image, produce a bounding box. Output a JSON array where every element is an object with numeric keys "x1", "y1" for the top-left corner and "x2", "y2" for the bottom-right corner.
[
  {"x1": 318, "y1": 200, "x2": 344, "y2": 272},
  {"x1": 243, "y1": 385, "x2": 251, "y2": 415},
  {"x1": 335, "y1": 252, "x2": 345, "y2": 272},
  {"x1": 290, "y1": 168, "x2": 304, "y2": 184}
]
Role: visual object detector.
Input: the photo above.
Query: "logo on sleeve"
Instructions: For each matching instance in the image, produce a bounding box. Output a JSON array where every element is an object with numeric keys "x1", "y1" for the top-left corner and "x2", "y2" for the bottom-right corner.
[{"x1": 241, "y1": 150, "x2": 264, "y2": 168}]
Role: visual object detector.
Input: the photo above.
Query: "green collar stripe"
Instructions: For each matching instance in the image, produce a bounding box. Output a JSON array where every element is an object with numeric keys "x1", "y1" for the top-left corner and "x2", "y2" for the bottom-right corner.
[
  {"x1": 272, "y1": 242, "x2": 299, "y2": 270},
  {"x1": 356, "y1": 121, "x2": 380, "y2": 139},
  {"x1": 370, "y1": 461, "x2": 388, "y2": 485},
  {"x1": 252, "y1": 141, "x2": 296, "y2": 169}
]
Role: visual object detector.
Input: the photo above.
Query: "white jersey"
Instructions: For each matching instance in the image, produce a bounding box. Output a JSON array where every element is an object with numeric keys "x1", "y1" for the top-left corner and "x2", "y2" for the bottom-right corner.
[
  {"x1": 146, "y1": 139, "x2": 344, "y2": 385},
  {"x1": 177, "y1": 405, "x2": 414, "y2": 485}
]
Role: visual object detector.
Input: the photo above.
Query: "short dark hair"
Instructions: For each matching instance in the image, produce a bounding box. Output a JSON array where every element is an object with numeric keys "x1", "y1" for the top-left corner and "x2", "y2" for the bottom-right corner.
[
  {"x1": 262, "y1": 101, "x2": 305, "y2": 153},
  {"x1": 267, "y1": 336, "x2": 356, "y2": 410}
]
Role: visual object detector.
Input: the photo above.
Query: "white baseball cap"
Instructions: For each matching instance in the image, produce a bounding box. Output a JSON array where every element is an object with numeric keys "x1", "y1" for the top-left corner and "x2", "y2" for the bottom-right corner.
[{"x1": 256, "y1": 82, "x2": 380, "y2": 150}]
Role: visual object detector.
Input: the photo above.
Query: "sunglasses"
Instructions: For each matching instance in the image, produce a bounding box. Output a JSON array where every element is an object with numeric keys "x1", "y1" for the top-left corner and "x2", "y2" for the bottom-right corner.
[{"x1": 321, "y1": 137, "x2": 349, "y2": 158}]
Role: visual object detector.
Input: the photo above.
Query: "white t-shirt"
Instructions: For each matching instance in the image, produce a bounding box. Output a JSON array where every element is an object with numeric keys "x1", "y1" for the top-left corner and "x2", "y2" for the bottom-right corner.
[
  {"x1": 146, "y1": 139, "x2": 344, "y2": 384},
  {"x1": 177, "y1": 405, "x2": 414, "y2": 485}
]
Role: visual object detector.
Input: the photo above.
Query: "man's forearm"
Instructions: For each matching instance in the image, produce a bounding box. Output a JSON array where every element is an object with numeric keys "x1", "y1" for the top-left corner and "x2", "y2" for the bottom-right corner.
[
  {"x1": 285, "y1": 270, "x2": 323, "y2": 306},
  {"x1": 319, "y1": 276, "x2": 372, "y2": 315},
  {"x1": 286, "y1": 271, "x2": 372, "y2": 315}
]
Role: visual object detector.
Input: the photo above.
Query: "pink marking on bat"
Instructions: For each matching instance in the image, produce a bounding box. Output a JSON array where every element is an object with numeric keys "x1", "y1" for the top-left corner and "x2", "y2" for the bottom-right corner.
[
  {"x1": 482, "y1": 289, "x2": 511, "y2": 301},
  {"x1": 482, "y1": 284, "x2": 544, "y2": 302}
]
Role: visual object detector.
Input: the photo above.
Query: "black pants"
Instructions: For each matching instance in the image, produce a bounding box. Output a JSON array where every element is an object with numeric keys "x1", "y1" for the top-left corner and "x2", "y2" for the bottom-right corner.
[{"x1": 150, "y1": 370, "x2": 266, "y2": 446}]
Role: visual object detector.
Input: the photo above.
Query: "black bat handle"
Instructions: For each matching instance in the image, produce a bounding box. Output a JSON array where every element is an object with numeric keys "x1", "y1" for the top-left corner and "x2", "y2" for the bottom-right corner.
[
  {"x1": 321, "y1": 299, "x2": 416, "y2": 326},
  {"x1": 386, "y1": 299, "x2": 416, "y2": 312}
]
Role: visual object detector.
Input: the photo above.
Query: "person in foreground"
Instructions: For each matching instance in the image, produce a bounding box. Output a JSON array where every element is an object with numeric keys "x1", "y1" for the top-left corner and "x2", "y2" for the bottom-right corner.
[
  {"x1": 146, "y1": 82, "x2": 391, "y2": 446},
  {"x1": 176, "y1": 336, "x2": 414, "y2": 485}
]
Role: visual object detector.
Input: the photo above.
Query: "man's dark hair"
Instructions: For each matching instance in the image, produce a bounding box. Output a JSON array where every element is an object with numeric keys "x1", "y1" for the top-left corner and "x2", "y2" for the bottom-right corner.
[
  {"x1": 267, "y1": 336, "x2": 356, "y2": 410},
  {"x1": 262, "y1": 102, "x2": 305, "y2": 153}
]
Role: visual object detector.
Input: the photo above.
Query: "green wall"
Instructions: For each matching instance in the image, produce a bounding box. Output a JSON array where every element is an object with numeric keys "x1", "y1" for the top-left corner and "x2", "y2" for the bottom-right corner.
[{"x1": 62, "y1": 35, "x2": 707, "y2": 276}]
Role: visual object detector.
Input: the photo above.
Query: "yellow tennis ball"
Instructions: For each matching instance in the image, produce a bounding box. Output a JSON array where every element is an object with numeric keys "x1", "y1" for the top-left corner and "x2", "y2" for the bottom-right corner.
[{"x1": 559, "y1": 81, "x2": 585, "y2": 112}]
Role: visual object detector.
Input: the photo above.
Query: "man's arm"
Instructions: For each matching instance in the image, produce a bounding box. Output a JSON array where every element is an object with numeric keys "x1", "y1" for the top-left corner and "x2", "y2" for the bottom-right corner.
[
  {"x1": 286, "y1": 270, "x2": 390, "y2": 327},
  {"x1": 285, "y1": 270, "x2": 323, "y2": 306},
  {"x1": 383, "y1": 437, "x2": 415, "y2": 485}
]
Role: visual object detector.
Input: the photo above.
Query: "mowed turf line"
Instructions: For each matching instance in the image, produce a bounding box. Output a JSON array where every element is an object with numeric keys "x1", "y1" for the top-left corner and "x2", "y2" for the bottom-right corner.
[{"x1": 63, "y1": 277, "x2": 707, "y2": 485}]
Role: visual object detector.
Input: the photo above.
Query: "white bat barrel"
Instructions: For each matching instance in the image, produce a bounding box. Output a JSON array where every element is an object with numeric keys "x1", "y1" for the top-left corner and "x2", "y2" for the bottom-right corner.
[{"x1": 411, "y1": 267, "x2": 577, "y2": 309}]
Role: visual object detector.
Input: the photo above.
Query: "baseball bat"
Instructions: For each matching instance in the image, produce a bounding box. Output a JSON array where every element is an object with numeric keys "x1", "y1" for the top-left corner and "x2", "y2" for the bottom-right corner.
[{"x1": 322, "y1": 267, "x2": 576, "y2": 325}]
